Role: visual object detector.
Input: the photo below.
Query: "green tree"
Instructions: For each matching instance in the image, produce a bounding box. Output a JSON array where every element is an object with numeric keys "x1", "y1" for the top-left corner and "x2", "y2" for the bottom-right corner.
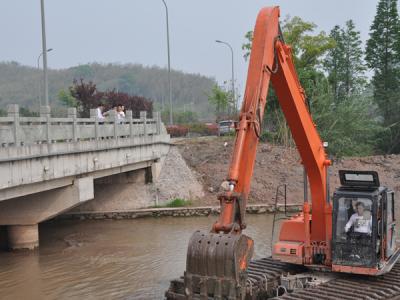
[
  {"x1": 242, "y1": 31, "x2": 253, "y2": 61},
  {"x1": 242, "y1": 16, "x2": 382, "y2": 157},
  {"x1": 207, "y1": 84, "x2": 231, "y2": 120},
  {"x1": 324, "y1": 25, "x2": 344, "y2": 101},
  {"x1": 161, "y1": 109, "x2": 198, "y2": 124},
  {"x1": 243, "y1": 16, "x2": 334, "y2": 102},
  {"x1": 311, "y1": 80, "x2": 382, "y2": 156},
  {"x1": 242, "y1": 16, "x2": 334, "y2": 147},
  {"x1": 325, "y1": 21, "x2": 366, "y2": 102},
  {"x1": 58, "y1": 89, "x2": 78, "y2": 108},
  {"x1": 341, "y1": 20, "x2": 366, "y2": 97},
  {"x1": 365, "y1": 0, "x2": 400, "y2": 153},
  {"x1": 19, "y1": 107, "x2": 39, "y2": 117}
]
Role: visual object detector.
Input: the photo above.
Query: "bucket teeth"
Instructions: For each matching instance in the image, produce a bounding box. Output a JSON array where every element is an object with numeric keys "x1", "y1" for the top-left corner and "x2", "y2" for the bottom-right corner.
[{"x1": 184, "y1": 231, "x2": 254, "y2": 299}]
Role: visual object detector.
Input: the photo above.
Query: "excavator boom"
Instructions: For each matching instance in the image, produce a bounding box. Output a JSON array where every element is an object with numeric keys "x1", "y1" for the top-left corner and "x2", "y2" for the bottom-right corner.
[
  {"x1": 183, "y1": 6, "x2": 330, "y2": 298},
  {"x1": 180, "y1": 7, "x2": 327, "y2": 298}
]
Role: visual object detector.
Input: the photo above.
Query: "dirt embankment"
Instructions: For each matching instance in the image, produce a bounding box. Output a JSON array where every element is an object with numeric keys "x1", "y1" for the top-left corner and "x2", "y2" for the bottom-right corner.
[{"x1": 175, "y1": 137, "x2": 400, "y2": 207}]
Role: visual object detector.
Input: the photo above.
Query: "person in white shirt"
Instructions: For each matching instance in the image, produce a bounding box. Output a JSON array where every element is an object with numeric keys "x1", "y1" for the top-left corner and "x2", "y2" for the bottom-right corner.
[
  {"x1": 96, "y1": 104, "x2": 105, "y2": 121},
  {"x1": 117, "y1": 104, "x2": 125, "y2": 119},
  {"x1": 345, "y1": 202, "x2": 372, "y2": 234},
  {"x1": 120, "y1": 105, "x2": 126, "y2": 118},
  {"x1": 116, "y1": 104, "x2": 125, "y2": 123}
]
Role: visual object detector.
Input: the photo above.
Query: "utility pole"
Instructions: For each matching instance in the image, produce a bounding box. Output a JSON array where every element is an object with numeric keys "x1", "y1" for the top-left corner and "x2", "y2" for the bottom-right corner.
[
  {"x1": 37, "y1": 48, "x2": 53, "y2": 110},
  {"x1": 161, "y1": 0, "x2": 173, "y2": 124},
  {"x1": 216, "y1": 40, "x2": 236, "y2": 111},
  {"x1": 40, "y1": 0, "x2": 49, "y2": 107}
]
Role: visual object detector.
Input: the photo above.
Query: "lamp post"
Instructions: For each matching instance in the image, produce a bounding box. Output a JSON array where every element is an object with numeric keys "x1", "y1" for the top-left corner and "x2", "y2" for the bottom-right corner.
[
  {"x1": 37, "y1": 48, "x2": 53, "y2": 109},
  {"x1": 40, "y1": 0, "x2": 50, "y2": 108},
  {"x1": 161, "y1": 0, "x2": 173, "y2": 125},
  {"x1": 216, "y1": 40, "x2": 236, "y2": 111}
]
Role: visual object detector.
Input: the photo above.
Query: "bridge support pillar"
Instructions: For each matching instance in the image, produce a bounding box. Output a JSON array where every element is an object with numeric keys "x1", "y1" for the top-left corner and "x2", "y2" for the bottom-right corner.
[
  {"x1": 0, "y1": 177, "x2": 94, "y2": 251},
  {"x1": 7, "y1": 224, "x2": 39, "y2": 250},
  {"x1": 151, "y1": 157, "x2": 165, "y2": 182}
]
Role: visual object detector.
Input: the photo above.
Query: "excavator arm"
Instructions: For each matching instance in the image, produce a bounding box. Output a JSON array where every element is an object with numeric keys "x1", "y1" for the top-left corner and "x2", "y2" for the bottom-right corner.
[
  {"x1": 212, "y1": 7, "x2": 280, "y2": 235},
  {"x1": 184, "y1": 6, "x2": 331, "y2": 299}
]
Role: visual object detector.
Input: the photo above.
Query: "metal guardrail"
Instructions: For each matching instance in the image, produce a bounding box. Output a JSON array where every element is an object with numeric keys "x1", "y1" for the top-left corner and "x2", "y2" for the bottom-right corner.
[{"x1": 0, "y1": 104, "x2": 162, "y2": 146}]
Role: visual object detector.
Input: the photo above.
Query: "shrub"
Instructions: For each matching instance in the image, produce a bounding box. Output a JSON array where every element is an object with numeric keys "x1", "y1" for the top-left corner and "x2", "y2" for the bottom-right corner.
[
  {"x1": 152, "y1": 198, "x2": 192, "y2": 208},
  {"x1": 166, "y1": 125, "x2": 189, "y2": 137},
  {"x1": 165, "y1": 198, "x2": 192, "y2": 207},
  {"x1": 187, "y1": 123, "x2": 218, "y2": 136}
]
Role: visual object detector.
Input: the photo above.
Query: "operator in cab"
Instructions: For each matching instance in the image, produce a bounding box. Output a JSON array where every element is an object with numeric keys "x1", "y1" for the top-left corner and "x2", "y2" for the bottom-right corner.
[{"x1": 345, "y1": 202, "x2": 372, "y2": 235}]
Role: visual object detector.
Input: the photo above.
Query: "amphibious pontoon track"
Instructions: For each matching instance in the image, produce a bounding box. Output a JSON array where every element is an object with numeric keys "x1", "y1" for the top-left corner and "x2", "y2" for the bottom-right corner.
[
  {"x1": 166, "y1": 258, "x2": 400, "y2": 299},
  {"x1": 274, "y1": 261, "x2": 400, "y2": 300}
]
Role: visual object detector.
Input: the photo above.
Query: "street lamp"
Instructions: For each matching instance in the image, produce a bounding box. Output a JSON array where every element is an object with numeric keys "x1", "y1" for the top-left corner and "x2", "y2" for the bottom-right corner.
[
  {"x1": 37, "y1": 48, "x2": 53, "y2": 109},
  {"x1": 161, "y1": 0, "x2": 173, "y2": 125},
  {"x1": 216, "y1": 40, "x2": 236, "y2": 111},
  {"x1": 40, "y1": 0, "x2": 50, "y2": 108}
]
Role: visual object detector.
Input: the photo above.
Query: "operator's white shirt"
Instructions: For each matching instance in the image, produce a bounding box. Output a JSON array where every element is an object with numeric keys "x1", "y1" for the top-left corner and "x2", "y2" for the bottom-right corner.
[{"x1": 345, "y1": 213, "x2": 372, "y2": 234}]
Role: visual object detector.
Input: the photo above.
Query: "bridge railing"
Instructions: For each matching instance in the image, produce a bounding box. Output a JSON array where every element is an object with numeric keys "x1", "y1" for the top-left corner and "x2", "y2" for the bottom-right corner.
[{"x1": 0, "y1": 104, "x2": 163, "y2": 146}]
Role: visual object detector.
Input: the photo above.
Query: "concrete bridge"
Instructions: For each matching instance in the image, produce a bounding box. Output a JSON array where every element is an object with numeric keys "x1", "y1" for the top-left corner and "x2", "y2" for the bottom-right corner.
[{"x1": 0, "y1": 104, "x2": 170, "y2": 250}]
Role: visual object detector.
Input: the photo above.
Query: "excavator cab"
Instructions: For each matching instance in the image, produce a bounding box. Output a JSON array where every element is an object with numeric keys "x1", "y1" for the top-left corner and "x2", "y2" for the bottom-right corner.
[{"x1": 332, "y1": 170, "x2": 399, "y2": 275}]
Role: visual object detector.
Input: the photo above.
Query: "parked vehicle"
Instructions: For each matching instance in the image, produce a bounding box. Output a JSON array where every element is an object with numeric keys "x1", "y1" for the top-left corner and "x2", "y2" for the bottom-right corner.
[
  {"x1": 204, "y1": 123, "x2": 219, "y2": 136},
  {"x1": 218, "y1": 120, "x2": 237, "y2": 136}
]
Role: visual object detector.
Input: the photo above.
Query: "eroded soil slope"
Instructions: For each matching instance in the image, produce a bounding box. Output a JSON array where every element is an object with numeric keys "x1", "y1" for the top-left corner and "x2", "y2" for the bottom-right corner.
[{"x1": 176, "y1": 137, "x2": 400, "y2": 207}]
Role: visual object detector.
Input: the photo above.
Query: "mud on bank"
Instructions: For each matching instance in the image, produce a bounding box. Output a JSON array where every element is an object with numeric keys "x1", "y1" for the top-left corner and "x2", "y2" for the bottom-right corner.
[
  {"x1": 59, "y1": 204, "x2": 302, "y2": 220},
  {"x1": 175, "y1": 136, "x2": 400, "y2": 211}
]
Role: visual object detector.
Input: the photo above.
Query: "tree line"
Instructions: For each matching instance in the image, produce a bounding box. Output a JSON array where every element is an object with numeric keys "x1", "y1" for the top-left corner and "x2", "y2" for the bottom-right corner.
[
  {"x1": 240, "y1": 0, "x2": 400, "y2": 156},
  {"x1": 0, "y1": 62, "x2": 216, "y2": 120}
]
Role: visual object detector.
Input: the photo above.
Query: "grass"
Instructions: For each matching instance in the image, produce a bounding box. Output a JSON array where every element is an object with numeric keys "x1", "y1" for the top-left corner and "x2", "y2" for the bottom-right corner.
[{"x1": 151, "y1": 198, "x2": 192, "y2": 208}]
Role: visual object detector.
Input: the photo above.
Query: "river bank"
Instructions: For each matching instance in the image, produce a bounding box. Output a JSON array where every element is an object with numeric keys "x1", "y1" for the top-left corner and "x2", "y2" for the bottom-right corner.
[
  {"x1": 58, "y1": 203, "x2": 302, "y2": 220},
  {"x1": 63, "y1": 136, "x2": 400, "y2": 220},
  {"x1": 176, "y1": 136, "x2": 400, "y2": 207}
]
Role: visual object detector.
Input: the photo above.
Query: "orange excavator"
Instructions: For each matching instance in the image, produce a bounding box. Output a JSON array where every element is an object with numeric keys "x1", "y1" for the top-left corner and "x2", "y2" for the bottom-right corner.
[{"x1": 166, "y1": 6, "x2": 399, "y2": 299}]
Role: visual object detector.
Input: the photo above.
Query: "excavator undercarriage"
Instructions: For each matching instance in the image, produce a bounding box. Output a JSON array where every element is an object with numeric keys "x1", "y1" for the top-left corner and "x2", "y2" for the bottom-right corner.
[{"x1": 167, "y1": 257, "x2": 400, "y2": 299}]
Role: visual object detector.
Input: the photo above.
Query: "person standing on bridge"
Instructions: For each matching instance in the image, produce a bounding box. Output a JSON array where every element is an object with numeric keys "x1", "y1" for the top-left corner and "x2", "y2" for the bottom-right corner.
[
  {"x1": 117, "y1": 104, "x2": 125, "y2": 122},
  {"x1": 96, "y1": 103, "x2": 105, "y2": 121},
  {"x1": 117, "y1": 104, "x2": 125, "y2": 118}
]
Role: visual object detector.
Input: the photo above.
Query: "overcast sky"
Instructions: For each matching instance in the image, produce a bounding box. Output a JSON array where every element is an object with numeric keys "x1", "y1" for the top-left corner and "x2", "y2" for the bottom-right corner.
[{"x1": 0, "y1": 1, "x2": 383, "y2": 94}]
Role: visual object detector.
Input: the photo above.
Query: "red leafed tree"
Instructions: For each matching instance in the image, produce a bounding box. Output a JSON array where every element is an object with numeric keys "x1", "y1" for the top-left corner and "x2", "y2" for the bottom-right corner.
[
  {"x1": 69, "y1": 79, "x2": 152, "y2": 118},
  {"x1": 69, "y1": 79, "x2": 104, "y2": 117},
  {"x1": 104, "y1": 89, "x2": 153, "y2": 118}
]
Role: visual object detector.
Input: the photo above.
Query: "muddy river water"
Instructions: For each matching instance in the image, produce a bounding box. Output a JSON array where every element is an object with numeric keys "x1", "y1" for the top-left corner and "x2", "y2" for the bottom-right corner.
[{"x1": 0, "y1": 214, "x2": 280, "y2": 300}]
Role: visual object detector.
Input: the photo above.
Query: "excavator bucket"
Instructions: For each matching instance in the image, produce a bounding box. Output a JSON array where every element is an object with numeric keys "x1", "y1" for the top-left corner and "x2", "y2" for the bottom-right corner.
[{"x1": 184, "y1": 230, "x2": 254, "y2": 299}]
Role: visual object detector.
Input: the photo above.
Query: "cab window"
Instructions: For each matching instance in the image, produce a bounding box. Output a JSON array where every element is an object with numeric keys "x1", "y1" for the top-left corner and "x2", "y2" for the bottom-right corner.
[{"x1": 336, "y1": 197, "x2": 373, "y2": 240}]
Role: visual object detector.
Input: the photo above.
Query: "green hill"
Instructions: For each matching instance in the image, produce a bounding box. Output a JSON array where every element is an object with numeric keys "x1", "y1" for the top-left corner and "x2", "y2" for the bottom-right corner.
[{"x1": 0, "y1": 61, "x2": 216, "y2": 119}]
